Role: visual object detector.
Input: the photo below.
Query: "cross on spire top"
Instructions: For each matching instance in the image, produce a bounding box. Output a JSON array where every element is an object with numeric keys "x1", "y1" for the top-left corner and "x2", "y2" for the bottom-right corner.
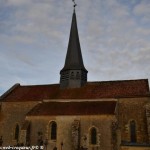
[{"x1": 72, "y1": 0, "x2": 77, "y2": 10}]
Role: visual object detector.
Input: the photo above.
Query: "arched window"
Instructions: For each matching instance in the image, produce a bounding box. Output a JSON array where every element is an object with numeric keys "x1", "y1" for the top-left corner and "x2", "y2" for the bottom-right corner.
[
  {"x1": 50, "y1": 122, "x2": 57, "y2": 140},
  {"x1": 130, "y1": 120, "x2": 137, "y2": 143},
  {"x1": 90, "y1": 127, "x2": 97, "y2": 145},
  {"x1": 14, "y1": 124, "x2": 19, "y2": 142}
]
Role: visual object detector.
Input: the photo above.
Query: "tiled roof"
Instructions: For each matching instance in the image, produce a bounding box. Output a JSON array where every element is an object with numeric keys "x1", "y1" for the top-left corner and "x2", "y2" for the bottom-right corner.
[
  {"x1": 0, "y1": 79, "x2": 149, "y2": 102},
  {"x1": 27, "y1": 101, "x2": 117, "y2": 116}
]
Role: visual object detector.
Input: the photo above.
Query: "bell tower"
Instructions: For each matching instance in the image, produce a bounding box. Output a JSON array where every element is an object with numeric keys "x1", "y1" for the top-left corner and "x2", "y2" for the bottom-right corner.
[{"x1": 60, "y1": 5, "x2": 88, "y2": 89}]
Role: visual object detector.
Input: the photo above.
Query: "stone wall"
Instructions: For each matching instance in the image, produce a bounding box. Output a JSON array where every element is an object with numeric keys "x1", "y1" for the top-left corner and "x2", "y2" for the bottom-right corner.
[
  {"x1": 118, "y1": 97, "x2": 150, "y2": 143},
  {"x1": 26, "y1": 115, "x2": 116, "y2": 150},
  {"x1": 0, "y1": 101, "x2": 39, "y2": 146},
  {"x1": 1, "y1": 96, "x2": 150, "y2": 149},
  {"x1": 146, "y1": 103, "x2": 150, "y2": 143}
]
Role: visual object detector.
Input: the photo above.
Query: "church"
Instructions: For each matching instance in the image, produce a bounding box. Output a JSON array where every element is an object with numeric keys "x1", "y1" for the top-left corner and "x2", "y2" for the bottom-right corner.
[{"x1": 0, "y1": 5, "x2": 150, "y2": 150}]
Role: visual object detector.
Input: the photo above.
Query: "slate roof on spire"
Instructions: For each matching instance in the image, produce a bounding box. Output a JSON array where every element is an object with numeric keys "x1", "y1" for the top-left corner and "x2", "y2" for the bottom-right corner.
[{"x1": 61, "y1": 10, "x2": 87, "y2": 72}]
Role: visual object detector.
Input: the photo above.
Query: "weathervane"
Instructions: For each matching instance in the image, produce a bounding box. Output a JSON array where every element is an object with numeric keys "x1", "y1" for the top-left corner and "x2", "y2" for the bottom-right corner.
[{"x1": 72, "y1": 0, "x2": 77, "y2": 9}]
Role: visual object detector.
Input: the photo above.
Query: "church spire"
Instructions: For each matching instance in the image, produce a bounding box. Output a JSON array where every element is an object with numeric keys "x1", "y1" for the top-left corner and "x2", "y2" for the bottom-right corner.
[{"x1": 60, "y1": 5, "x2": 88, "y2": 89}]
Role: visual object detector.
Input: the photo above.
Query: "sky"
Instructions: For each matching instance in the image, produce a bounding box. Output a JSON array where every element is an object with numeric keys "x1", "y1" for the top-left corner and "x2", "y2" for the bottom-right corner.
[{"x1": 0, "y1": 0, "x2": 150, "y2": 95}]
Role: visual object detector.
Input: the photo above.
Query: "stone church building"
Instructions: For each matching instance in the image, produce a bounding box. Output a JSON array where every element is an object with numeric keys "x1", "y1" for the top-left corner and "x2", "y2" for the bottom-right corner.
[{"x1": 0, "y1": 8, "x2": 150, "y2": 150}]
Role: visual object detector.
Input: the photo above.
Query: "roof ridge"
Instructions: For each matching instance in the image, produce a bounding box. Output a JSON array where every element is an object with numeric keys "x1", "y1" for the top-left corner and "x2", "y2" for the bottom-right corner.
[
  {"x1": 20, "y1": 83, "x2": 59, "y2": 87},
  {"x1": 87, "y1": 79, "x2": 148, "y2": 84}
]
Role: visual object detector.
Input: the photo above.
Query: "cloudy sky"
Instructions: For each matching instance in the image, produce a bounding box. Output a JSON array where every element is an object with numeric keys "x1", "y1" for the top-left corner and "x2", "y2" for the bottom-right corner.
[{"x1": 0, "y1": 0, "x2": 150, "y2": 95}]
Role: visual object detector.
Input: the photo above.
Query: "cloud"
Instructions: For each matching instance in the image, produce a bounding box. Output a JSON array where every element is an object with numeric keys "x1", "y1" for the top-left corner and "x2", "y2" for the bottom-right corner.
[
  {"x1": 6, "y1": 0, "x2": 32, "y2": 6},
  {"x1": 133, "y1": 0, "x2": 150, "y2": 23},
  {"x1": 0, "y1": 0, "x2": 150, "y2": 95}
]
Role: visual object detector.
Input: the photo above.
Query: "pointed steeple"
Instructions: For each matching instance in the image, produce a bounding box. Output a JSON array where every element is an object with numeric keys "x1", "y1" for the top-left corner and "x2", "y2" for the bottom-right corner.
[
  {"x1": 61, "y1": 9, "x2": 87, "y2": 72},
  {"x1": 60, "y1": 9, "x2": 88, "y2": 89}
]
